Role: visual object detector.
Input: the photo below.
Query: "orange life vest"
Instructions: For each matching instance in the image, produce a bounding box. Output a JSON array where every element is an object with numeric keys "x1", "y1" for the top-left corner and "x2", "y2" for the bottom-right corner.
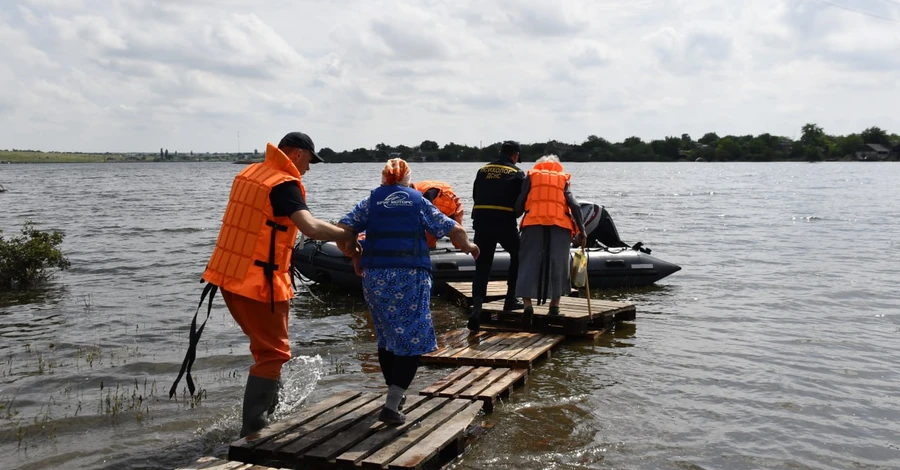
[
  {"x1": 522, "y1": 161, "x2": 576, "y2": 234},
  {"x1": 412, "y1": 180, "x2": 464, "y2": 248},
  {"x1": 202, "y1": 143, "x2": 305, "y2": 302}
]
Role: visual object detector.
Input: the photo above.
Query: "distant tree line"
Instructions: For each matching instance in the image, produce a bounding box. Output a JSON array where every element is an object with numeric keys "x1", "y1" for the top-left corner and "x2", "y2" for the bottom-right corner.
[{"x1": 317, "y1": 124, "x2": 899, "y2": 163}]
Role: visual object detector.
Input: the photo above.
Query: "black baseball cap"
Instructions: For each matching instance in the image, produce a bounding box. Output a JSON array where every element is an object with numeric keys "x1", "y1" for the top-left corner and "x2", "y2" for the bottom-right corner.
[
  {"x1": 500, "y1": 140, "x2": 521, "y2": 157},
  {"x1": 278, "y1": 131, "x2": 323, "y2": 163}
]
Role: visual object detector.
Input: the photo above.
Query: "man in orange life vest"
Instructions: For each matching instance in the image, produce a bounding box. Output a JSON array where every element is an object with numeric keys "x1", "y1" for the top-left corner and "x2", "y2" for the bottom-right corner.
[
  {"x1": 411, "y1": 181, "x2": 464, "y2": 248},
  {"x1": 201, "y1": 131, "x2": 358, "y2": 437}
]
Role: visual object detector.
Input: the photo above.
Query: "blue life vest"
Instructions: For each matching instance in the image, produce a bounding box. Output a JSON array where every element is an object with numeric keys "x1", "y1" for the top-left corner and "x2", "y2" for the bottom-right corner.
[{"x1": 360, "y1": 185, "x2": 431, "y2": 271}]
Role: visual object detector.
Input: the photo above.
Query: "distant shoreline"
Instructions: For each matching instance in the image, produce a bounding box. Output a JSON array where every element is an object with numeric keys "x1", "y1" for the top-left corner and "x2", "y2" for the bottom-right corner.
[{"x1": 0, "y1": 150, "x2": 894, "y2": 164}]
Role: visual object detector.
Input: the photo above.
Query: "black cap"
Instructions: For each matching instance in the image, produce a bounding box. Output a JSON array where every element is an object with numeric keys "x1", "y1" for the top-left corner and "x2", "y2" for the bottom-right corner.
[
  {"x1": 278, "y1": 131, "x2": 323, "y2": 163},
  {"x1": 500, "y1": 140, "x2": 521, "y2": 157}
]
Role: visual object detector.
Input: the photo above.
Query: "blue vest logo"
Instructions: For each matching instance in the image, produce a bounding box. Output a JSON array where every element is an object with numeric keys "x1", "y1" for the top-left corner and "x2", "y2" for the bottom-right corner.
[{"x1": 376, "y1": 191, "x2": 415, "y2": 209}]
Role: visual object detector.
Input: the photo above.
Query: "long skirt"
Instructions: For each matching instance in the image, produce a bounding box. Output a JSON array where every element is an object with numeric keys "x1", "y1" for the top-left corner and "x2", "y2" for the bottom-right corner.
[
  {"x1": 514, "y1": 225, "x2": 572, "y2": 301},
  {"x1": 361, "y1": 267, "x2": 438, "y2": 356}
]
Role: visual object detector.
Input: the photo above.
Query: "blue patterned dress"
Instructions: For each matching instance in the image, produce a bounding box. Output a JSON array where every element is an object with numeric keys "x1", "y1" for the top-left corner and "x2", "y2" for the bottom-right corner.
[{"x1": 339, "y1": 195, "x2": 457, "y2": 356}]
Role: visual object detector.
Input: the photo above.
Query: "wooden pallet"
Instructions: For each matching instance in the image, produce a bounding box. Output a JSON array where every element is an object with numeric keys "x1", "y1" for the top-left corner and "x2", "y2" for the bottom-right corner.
[
  {"x1": 442, "y1": 280, "x2": 580, "y2": 308},
  {"x1": 442, "y1": 280, "x2": 512, "y2": 307},
  {"x1": 176, "y1": 456, "x2": 290, "y2": 470},
  {"x1": 228, "y1": 390, "x2": 482, "y2": 470},
  {"x1": 482, "y1": 296, "x2": 635, "y2": 335},
  {"x1": 419, "y1": 366, "x2": 527, "y2": 412},
  {"x1": 422, "y1": 329, "x2": 564, "y2": 371}
]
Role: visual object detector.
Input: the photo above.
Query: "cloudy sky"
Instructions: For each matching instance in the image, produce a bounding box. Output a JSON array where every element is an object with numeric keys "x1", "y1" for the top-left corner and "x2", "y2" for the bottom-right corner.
[{"x1": 1, "y1": 0, "x2": 898, "y2": 153}]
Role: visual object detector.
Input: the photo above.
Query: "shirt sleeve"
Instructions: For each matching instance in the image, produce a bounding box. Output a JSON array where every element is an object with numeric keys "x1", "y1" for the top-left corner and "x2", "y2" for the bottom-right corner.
[
  {"x1": 421, "y1": 199, "x2": 457, "y2": 239},
  {"x1": 338, "y1": 197, "x2": 370, "y2": 232},
  {"x1": 270, "y1": 181, "x2": 308, "y2": 217},
  {"x1": 565, "y1": 183, "x2": 586, "y2": 234},
  {"x1": 514, "y1": 176, "x2": 531, "y2": 218}
]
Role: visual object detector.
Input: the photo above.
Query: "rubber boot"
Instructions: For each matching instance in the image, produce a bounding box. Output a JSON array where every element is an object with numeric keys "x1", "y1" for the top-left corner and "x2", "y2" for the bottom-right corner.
[
  {"x1": 521, "y1": 306, "x2": 534, "y2": 327},
  {"x1": 503, "y1": 296, "x2": 524, "y2": 312},
  {"x1": 267, "y1": 377, "x2": 282, "y2": 416},
  {"x1": 240, "y1": 375, "x2": 279, "y2": 438},
  {"x1": 467, "y1": 297, "x2": 483, "y2": 332}
]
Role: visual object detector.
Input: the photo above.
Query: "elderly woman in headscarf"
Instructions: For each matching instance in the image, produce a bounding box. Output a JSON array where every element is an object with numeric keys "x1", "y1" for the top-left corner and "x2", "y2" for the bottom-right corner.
[
  {"x1": 514, "y1": 154, "x2": 586, "y2": 324},
  {"x1": 336, "y1": 158, "x2": 479, "y2": 425}
]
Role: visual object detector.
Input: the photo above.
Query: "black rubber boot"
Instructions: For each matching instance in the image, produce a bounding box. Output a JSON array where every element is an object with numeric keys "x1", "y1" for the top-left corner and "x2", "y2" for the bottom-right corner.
[
  {"x1": 467, "y1": 297, "x2": 483, "y2": 332},
  {"x1": 240, "y1": 375, "x2": 279, "y2": 438},
  {"x1": 503, "y1": 296, "x2": 524, "y2": 312},
  {"x1": 267, "y1": 377, "x2": 282, "y2": 416},
  {"x1": 548, "y1": 306, "x2": 560, "y2": 316},
  {"x1": 521, "y1": 306, "x2": 534, "y2": 327}
]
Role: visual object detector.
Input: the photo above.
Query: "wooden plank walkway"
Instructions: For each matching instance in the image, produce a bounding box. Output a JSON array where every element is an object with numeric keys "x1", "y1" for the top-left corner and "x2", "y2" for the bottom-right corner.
[
  {"x1": 227, "y1": 390, "x2": 482, "y2": 470},
  {"x1": 177, "y1": 456, "x2": 290, "y2": 470},
  {"x1": 421, "y1": 329, "x2": 564, "y2": 371},
  {"x1": 482, "y1": 296, "x2": 636, "y2": 335},
  {"x1": 442, "y1": 280, "x2": 523, "y2": 307},
  {"x1": 443, "y1": 280, "x2": 579, "y2": 307},
  {"x1": 419, "y1": 366, "x2": 527, "y2": 412}
]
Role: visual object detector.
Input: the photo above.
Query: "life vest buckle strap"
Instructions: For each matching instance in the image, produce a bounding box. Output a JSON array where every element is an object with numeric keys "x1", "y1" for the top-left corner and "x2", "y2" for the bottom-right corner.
[
  {"x1": 169, "y1": 282, "x2": 218, "y2": 399},
  {"x1": 266, "y1": 219, "x2": 288, "y2": 232}
]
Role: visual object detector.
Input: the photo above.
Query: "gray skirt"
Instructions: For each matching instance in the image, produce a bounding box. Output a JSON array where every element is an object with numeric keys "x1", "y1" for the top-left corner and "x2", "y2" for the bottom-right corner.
[{"x1": 515, "y1": 225, "x2": 572, "y2": 300}]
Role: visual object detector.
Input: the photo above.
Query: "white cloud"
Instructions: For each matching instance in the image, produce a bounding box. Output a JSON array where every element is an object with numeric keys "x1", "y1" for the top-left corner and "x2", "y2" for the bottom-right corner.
[{"x1": 0, "y1": 0, "x2": 898, "y2": 153}]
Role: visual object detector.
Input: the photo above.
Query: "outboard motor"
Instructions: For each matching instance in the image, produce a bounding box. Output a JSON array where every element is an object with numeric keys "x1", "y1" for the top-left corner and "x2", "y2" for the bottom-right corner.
[{"x1": 578, "y1": 202, "x2": 633, "y2": 250}]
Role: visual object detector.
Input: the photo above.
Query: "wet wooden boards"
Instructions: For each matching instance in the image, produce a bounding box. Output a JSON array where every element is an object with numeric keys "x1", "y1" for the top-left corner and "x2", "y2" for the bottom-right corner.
[
  {"x1": 421, "y1": 329, "x2": 564, "y2": 371},
  {"x1": 176, "y1": 456, "x2": 289, "y2": 469},
  {"x1": 441, "y1": 280, "x2": 520, "y2": 307},
  {"x1": 419, "y1": 366, "x2": 527, "y2": 412},
  {"x1": 227, "y1": 390, "x2": 482, "y2": 470},
  {"x1": 483, "y1": 296, "x2": 635, "y2": 335}
]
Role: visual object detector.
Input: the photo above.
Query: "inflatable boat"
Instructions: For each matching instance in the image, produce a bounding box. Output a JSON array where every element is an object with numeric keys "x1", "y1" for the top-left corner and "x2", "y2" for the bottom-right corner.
[{"x1": 292, "y1": 203, "x2": 681, "y2": 290}]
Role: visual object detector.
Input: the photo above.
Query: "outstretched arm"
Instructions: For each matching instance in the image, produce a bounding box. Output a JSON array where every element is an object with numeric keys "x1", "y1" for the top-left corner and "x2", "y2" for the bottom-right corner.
[
  {"x1": 290, "y1": 209, "x2": 356, "y2": 241},
  {"x1": 448, "y1": 225, "x2": 479, "y2": 260}
]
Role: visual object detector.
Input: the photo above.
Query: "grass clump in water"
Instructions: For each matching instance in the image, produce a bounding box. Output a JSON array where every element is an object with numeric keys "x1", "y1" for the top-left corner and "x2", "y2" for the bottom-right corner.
[{"x1": 0, "y1": 221, "x2": 70, "y2": 290}]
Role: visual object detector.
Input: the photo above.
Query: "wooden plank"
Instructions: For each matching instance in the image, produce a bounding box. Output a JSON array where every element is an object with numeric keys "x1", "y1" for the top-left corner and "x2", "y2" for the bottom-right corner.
[
  {"x1": 467, "y1": 333, "x2": 535, "y2": 361},
  {"x1": 178, "y1": 459, "x2": 277, "y2": 470},
  {"x1": 387, "y1": 401, "x2": 484, "y2": 470},
  {"x1": 445, "y1": 332, "x2": 511, "y2": 359},
  {"x1": 334, "y1": 397, "x2": 451, "y2": 467},
  {"x1": 360, "y1": 398, "x2": 474, "y2": 469},
  {"x1": 304, "y1": 395, "x2": 428, "y2": 463},
  {"x1": 507, "y1": 334, "x2": 563, "y2": 366},
  {"x1": 229, "y1": 390, "x2": 362, "y2": 460},
  {"x1": 436, "y1": 367, "x2": 493, "y2": 397},
  {"x1": 484, "y1": 334, "x2": 550, "y2": 362},
  {"x1": 457, "y1": 367, "x2": 512, "y2": 399},
  {"x1": 475, "y1": 369, "x2": 528, "y2": 403},
  {"x1": 419, "y1": 366, "x2": 475, "y2": 395},
  {"x1": 430, "y1": 331, "x2": 491, "y2": 359},
  {"x1": 429, "y1": 330, "x2": 489, "y2": 357},
  {"x1": 273, "y1": 393, "x2": 387, "y2": 459},
  {"x1": 254, "y1": 393, "x2": 382, "y2": 455}
]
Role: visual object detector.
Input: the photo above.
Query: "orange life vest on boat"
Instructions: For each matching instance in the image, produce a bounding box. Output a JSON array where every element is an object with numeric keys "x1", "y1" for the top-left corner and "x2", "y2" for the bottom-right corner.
[
  {"x1": 522, "y1": 161, "x2": 576, "y2": 235},
  {"x1": 202, "y1": 143, "x2": 305, "y2": 302},
  {"x1": 412, "y1": 180, "x2": 464, "y2": 248}
]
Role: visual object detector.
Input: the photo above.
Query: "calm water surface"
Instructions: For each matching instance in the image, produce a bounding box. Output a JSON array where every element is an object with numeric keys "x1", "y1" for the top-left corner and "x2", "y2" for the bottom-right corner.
[{"x1": 0, "y1": 162, "x2": 898, "y2": 470}]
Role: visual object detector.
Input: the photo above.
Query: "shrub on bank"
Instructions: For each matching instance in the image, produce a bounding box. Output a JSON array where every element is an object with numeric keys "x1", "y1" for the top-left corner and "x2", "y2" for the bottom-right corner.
[{"x1": 0, "y1": 222, "x2": 70, "y2": 290}]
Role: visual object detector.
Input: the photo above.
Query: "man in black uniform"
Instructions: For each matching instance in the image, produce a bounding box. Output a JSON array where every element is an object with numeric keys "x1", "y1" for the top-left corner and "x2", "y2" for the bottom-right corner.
[{"x1": 468, "y1": 140, "x2": 526, "y2": 331}]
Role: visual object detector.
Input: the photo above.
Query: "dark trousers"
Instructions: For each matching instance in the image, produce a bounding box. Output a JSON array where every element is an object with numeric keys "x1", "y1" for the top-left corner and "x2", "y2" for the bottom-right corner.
[
  {"x1": 377, "y1": 348, "x2": 420, "y2": 389},
  {"x1": 472, "y1": 219, "x2": 520, "y2": 299}
]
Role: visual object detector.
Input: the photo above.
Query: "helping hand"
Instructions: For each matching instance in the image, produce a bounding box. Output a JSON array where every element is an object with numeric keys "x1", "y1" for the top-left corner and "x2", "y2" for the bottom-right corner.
[
  {"x1": 464, "y1": 243, "x2": 480, "y2": 260},
  {"x1": 573, "y1": 232, "x2": 586, "y2": 248}
]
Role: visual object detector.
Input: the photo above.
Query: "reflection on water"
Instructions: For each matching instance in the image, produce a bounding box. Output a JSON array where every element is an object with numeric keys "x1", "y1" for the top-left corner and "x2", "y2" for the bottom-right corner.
[{"x1": 1, "y1": 162, "x2": 900, "y2": 469}]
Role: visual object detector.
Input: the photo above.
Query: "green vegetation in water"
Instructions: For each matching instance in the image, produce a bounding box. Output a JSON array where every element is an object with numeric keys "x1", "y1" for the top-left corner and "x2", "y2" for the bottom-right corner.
[{"x1": 0, "y1": 221, "x2": 71, "y2": 290}]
